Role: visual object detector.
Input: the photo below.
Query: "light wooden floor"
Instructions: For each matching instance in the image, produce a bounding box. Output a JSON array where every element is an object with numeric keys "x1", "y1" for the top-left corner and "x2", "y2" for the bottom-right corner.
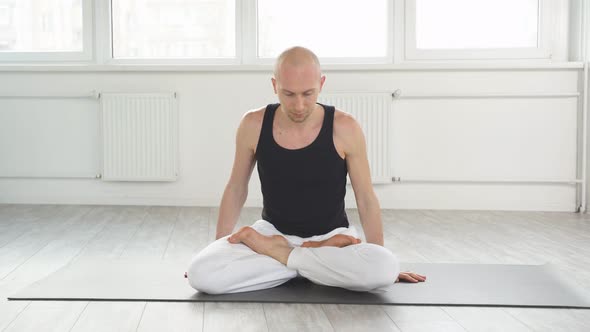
[{"x1": 1, "y1": 204, "x2": 589, "y2": 332}]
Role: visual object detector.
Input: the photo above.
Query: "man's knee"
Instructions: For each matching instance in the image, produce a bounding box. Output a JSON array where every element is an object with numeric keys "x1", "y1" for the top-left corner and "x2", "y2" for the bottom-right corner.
[
  {"x1": 357, "y1": 244, "x2": 400, "y2": 291},
  {"x1": 374, "y1": 247, "x2": 400, "y2": 287},
  {"x1": 187, "y1": 252, "x2": 228, "y2": 294}
]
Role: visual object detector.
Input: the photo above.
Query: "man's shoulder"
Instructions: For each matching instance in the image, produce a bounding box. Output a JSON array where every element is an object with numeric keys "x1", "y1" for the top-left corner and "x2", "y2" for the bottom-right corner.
[
  {"x1": 241, "y1": 106, "x2": 267, "y2": 131},
  {"x1": 333, "y1": 109, "x2": 362, "y2": 136},
  {"x1": 237, "y1": 106, "x2": 268, "y2": 150},
  {"x1": 332, "y1": 108, "x2": 365, "y2": 156},
  {"x1": 243, "y1": 106, "x2": 266, "y2": 122}
]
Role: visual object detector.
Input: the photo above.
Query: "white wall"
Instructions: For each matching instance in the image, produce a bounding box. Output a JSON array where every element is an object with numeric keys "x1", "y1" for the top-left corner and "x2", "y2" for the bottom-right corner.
[
  {"x1": 0, "y1": 67, "x2": 584, "y2": 212},
  {"x1": 575, "y1": 0, "x2": 590, "y2": 213}
]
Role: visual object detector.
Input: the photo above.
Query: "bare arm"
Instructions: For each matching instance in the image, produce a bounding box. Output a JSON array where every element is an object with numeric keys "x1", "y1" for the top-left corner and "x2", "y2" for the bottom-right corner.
[
  {"x1": 215, "y1": 111, "x2": 260, "y2": 239},
  {"x1": 338, "y1": 114, "x2": 384, "y2": 246},
  {"x1": 337, "y1": 113, "x2": 427, "y2": 282}
]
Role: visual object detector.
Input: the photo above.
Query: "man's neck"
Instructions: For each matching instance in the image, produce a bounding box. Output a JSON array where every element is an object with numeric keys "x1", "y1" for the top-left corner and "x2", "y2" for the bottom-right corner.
[{"x1": 276, "y1": 104, "x2": 322, "y2": 133}]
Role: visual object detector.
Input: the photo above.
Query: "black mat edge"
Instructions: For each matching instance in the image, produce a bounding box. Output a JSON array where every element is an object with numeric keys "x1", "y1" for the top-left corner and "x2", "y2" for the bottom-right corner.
[{"x1": 6, "y1": 296, "x2": 590, "y2": 309}]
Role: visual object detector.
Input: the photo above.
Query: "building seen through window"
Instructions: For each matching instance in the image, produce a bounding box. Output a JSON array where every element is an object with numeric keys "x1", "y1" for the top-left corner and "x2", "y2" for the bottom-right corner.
[
  {"x1": 0, "y1": 0, "x2": 83, "y2": 52},
  {"x1": 112, "y1": 0, "x2": 235, "y2": 59}
]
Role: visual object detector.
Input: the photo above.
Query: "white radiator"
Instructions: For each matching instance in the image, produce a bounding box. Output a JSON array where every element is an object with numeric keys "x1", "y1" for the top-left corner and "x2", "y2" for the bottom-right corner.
[
  {"x1": 100, "y1": 93, "x2": 179, "y2": 181},
  {"x1": 318, "y1": 93, "x2": 392, "y2": 183}
]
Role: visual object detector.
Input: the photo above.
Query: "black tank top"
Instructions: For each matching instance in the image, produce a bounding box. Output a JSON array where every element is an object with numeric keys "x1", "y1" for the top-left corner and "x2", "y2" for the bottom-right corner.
[{"x1": 255, "y1": 103, "x2": 349, "y2": 237}]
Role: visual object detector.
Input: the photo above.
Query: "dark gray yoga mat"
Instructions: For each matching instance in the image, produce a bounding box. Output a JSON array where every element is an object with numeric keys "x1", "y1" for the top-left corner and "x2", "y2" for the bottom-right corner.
[{"x1": 8, "y1": 259, "x2": 590, "y2": 308}]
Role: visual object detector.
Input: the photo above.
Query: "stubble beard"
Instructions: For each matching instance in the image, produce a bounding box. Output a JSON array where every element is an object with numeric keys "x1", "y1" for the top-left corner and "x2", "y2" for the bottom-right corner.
[{"x1": 287, "y1": 111, "x2": 311, "y2": 123}]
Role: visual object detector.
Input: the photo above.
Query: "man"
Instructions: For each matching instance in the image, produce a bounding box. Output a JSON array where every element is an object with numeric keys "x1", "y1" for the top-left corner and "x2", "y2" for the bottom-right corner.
[{"x1": 187, "y1": 46, "x2": 425, "y2": 294}]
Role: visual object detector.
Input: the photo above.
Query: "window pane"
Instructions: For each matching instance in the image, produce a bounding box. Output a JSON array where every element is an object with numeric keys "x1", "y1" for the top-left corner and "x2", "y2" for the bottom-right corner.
[
  {"x1": 0, "y1": 0, "x2": 83, "y2": 52},
  {"x1": 258, "y1": 0, "x2": 388, "y2": 58},
  {"x1": 416, "y1": 0, "x2": 538, "y2": 49},
  {"x1": 112, "y1": 0, "x2": 235, "y2": 59}
]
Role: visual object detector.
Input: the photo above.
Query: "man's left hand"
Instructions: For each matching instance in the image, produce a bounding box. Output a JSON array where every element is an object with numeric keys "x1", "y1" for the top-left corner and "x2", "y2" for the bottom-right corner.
[{"x1": 395, "y1": 271, "x2": 426, "y2": 283}]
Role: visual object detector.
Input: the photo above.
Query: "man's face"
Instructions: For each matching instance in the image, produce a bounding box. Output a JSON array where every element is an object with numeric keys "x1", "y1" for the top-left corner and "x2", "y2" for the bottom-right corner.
[{"x1": 272, "y1": 64, "x2": 326, "y2": 123}]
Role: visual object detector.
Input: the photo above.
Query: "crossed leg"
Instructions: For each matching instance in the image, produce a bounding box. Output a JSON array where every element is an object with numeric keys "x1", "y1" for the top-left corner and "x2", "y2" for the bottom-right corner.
[{"x1": 187, "y1": 220, "x2": 400, "y2": 294}]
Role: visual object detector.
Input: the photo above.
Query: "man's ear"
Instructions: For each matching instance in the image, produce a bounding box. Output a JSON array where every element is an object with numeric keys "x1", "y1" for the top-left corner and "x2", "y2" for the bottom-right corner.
[
  {"x1": 319, "y1": 75, "x2": 326, "y2": 92},
  {"x1": 271, "y1": 77, "x2": 278, "y2": 94}
]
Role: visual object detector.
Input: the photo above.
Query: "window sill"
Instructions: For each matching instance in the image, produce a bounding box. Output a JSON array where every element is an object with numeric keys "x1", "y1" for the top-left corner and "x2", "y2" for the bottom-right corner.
[{"x1": 0, "y1": 61, "x2": 584, "y2": 72}]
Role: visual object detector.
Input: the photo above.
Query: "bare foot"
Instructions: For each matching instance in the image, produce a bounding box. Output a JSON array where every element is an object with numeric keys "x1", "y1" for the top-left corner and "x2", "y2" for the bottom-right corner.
[
  {"x1": 301, "y1": 234, "x2": 361, "y2": 248},
  {"x1": 228, "y1": 226, "x2": 293, "y2": 265}
]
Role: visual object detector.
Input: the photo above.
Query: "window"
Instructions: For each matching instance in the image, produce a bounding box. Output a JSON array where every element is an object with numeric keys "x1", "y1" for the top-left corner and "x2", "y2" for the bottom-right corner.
[
  {"x1": 256, "y1": 0, "x2": 390, "y2": 62},
  {"x1": 416, "y1": 0, "x2": 537, "y2": 49},
  {"x1": 0, "y1": 0, "x2": 92, "y2": 62},
  {"x1": 404, "y1": 0, "x2": 564, "y2": 61},
  {"x1": 111, "y1": 0, "x2": 235, "y2": 60},
  {"x1": 0, "y1": 0, "x2": 571, "y2": 65},
  {"x1": 0, "y1": 5, "x2": 12, "y2": 26}
]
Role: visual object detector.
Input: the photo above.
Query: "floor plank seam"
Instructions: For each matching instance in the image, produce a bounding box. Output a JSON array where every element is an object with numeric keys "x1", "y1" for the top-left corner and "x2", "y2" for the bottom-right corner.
[
  {"x1": 0, "y1": 207, "x2": 94, "y2": 281},
  {"x1": 440, "y1": 307, "x2": 470, "y2": 332},
  {"x1": 0, "y1": 206, "x2": 61, "y2": 251},
  {"x1": 201, "y1": 302, "x2": 206, "y2": 332},
  {"x1": 503, "y1": 308, "x2": 537, "y2": 331},
  {"x1": 261, "y1": 303, "x2": 271, "y2": 332},
  {"x1": 67, "y1": 301, "x2": 90, "y2": 332},
  {"x1": 68, "y1": 207, "x2": 119, "y2": 264},
  {"x1": 117, "y1": 209, "x2": 150, "y2": 259},
  {"x1": 379, "y1": 305, "x2": 402, "y2": 331},
  {"x1": 161, "y1": 209, "x2": 181, "y2": 259},
  {"x1": 319, "y1": 304, "x2": 336, "y2": 332},
  {"x1": 1, "y1": 300, "x2": 31, "y2": 332},
  {"x1": 134, "y1": 302, "x2": 148, "y2": 332}
]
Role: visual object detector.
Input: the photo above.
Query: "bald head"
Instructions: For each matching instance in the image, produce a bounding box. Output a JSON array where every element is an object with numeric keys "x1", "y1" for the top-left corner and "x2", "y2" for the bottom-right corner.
[
  {"x1": 273, "y1": 46, "x2": 321, "y2": 80},
  {"x1": 271, "y1": 47, "x2": 326, "y2": 123}
]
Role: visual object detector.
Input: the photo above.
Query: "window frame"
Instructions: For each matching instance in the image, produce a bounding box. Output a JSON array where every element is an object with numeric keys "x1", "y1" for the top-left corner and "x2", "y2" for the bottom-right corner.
[
  {"x1": 403, "y1": 0, "x2": 568, "y2": 62},
  {"x1": 0, "y1": 0, "x2": 94, "y2": 63}
]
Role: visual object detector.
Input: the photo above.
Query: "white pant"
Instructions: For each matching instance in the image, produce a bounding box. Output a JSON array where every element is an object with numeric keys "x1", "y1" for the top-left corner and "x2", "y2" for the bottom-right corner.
[{"x1": 187, "y1": 220, "x2": 400, "y2": 294}]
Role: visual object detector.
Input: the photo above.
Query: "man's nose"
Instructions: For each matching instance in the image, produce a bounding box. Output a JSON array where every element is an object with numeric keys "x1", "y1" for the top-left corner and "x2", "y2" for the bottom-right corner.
[{"x1": 294, "y1": 96, "x2": 305, "y2": 111}]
